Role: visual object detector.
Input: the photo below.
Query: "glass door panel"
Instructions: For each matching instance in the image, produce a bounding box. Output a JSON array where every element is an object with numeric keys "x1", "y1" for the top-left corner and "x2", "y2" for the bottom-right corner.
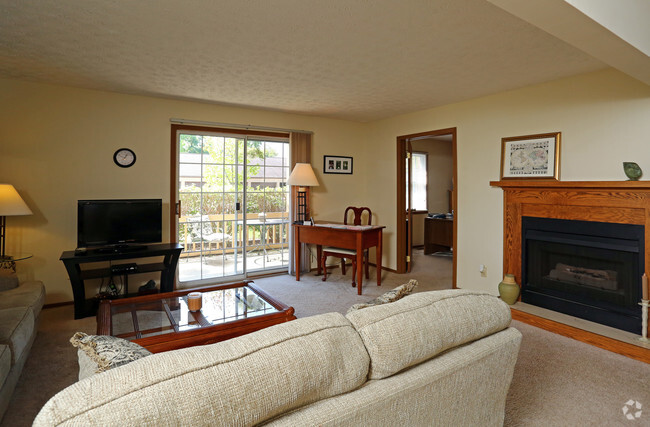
[
  {"x1": 243, "y1": 139, "x2": 290, "y2": 272},
  {"x1": 178, "y1": 132, "x2": 289, "y2": 285}
]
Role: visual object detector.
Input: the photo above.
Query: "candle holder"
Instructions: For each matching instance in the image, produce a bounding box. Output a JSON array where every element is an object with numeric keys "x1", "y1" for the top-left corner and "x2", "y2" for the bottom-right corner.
[
  {"x1": 640, "y1": 299, "x2": 649, "y2": 342},
  {"x1": 187, "y1": 292, "x2": 202, "y2": 312}
]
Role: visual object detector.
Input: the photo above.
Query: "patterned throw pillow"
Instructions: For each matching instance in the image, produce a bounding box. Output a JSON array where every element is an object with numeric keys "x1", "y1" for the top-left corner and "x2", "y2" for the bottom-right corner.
[
  {"x1": 70, "y1": 332, "x2": 152, "y2": 380},
  {"x1": 347, "y1": 279, "x2": 419, "y2": 313}
]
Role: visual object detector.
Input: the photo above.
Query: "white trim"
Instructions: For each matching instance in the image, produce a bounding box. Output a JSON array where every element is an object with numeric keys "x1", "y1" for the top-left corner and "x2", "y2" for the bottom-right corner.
[{"x1": 170, "y1": 118, "x2": 313, "y2": 135}]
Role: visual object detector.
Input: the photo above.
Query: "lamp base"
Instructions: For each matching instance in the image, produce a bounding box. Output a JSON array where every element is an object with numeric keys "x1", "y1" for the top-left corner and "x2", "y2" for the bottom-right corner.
[
  {"x1": 0, "y1": 257, "x2": 16, "y2": 272},
  {"x1": 296, "y1": 190, "x2": 307, "y2": 224}
]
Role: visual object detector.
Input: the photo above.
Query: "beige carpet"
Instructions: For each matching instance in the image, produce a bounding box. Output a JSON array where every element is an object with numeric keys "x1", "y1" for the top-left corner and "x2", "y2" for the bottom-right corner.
[{"x1": 3, "y1": 251, "x2": 649, "y2": 426}]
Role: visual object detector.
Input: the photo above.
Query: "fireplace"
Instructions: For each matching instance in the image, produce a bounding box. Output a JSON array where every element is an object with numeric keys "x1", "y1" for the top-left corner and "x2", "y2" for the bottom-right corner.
[
  {"x1": 521, "y1": 216, "x2": 643, "y2": 334},
  {"x1": 491, "y1": 180, "x2": 650, "y2": 359}
]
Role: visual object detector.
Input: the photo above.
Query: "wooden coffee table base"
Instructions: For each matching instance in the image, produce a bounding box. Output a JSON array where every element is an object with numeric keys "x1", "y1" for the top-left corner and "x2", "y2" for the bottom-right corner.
[{"x1": 97, "y1": 281, "x2": 296, "y2": 353}]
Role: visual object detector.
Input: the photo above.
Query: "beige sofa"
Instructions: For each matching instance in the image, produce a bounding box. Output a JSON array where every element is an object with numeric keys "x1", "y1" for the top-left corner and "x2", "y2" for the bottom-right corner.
[
  {"x1": 34, "y1": 289, "x2": 521, "y2": 426},
  {"x1": 0, "y1": 278, "x2": 45, "y2": 420}
]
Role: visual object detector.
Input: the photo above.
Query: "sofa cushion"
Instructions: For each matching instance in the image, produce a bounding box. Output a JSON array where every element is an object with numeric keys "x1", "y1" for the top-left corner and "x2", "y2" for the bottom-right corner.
[
  {"x1": 0, "y1": 307, "x2": 35, "y2": 364},
  {"x1": 0, "y1": 270, "x2": 18, "y2": 292},
  {"x1": 0, "y1": 345, "x2": 11, "y2": 387},
  {"x1": 346, "y1": 289, "x2": 512, "y2": 380},
  {"x1": 0, "y1": 281, "x2": 46, "y2": 320},
  {"x1": 347, "y1": 279, "x2": 418, "y2": 313},
  {"x1": 70, "y1": 332, "x2": 153, "y2": 381},
  {"x1": 34, "y1": 312, "x2": 370, "y2": 426}
]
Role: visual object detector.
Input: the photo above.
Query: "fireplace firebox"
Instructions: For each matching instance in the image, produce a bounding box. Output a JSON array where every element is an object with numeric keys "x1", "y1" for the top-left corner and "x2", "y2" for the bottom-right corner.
[{"x1": 522, "y1": 216, "x2": 643, "y2": 334}]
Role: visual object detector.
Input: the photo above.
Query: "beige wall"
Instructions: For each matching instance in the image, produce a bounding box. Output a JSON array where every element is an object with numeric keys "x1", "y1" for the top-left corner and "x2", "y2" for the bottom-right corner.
[
  {"x1": 366, "y1": 68, "x2": 650, "y2": 294},
  {"x1": 0, "y1": 78, "x2": 367, "y2": 304},
  {"x1": 2, "y1": 67, "x2": 649, "y2": 303}
]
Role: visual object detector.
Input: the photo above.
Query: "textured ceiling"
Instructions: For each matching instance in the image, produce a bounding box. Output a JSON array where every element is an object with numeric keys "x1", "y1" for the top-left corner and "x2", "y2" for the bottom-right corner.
[{"x1": 0, "y1": 0, "x2": 605, "y2": 122}]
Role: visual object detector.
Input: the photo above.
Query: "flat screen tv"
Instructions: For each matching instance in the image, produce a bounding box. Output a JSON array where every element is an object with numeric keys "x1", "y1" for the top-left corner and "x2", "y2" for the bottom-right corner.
[{"x1": 77, "y1": 199, "x2": 162, "y2": 248}]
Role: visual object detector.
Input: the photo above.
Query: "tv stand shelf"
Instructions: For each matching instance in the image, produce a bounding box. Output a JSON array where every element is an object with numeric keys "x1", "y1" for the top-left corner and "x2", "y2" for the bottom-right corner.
[
  {"x1": 60, "y1": 243, "x2": 183, "y2": 319},
  {"x1": 79, "y1": 262, "x2": 167, "y2": 280}
]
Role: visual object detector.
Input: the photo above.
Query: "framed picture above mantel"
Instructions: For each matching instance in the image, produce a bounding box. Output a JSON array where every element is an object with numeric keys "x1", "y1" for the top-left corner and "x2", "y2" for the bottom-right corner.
[
  {"x1": 323, "y1": 155, "x2": 353, "y2": 174},
  {"x1": 500, "y1": 132, "x2": 561, "y2": 180}
]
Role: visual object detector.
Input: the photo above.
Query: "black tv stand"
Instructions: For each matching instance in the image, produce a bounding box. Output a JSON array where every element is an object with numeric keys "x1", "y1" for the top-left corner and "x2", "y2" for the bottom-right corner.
[
  {"x1": 94, "y1": 244, "x2": 148, "y2": 254},
  {"x1": 60, "y1": 243, "x2": 183, "y2": 319}
]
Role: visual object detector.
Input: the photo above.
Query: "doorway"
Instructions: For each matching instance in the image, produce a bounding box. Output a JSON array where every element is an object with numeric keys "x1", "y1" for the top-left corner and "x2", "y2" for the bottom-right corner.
[{"x1": 396, "y1": 128, "x2": 457, "y2": 288}]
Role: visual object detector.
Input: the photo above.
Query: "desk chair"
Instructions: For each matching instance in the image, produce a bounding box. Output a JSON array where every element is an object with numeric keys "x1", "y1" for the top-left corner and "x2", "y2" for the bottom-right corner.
[{"x1": 321, "y1": 207, "x2": 372, "y2": 287}]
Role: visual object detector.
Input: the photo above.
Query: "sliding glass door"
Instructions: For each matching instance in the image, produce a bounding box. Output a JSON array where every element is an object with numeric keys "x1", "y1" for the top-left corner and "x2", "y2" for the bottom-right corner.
[{"x1": 176, "y1": 130, "x2": 289, "y2": 285}]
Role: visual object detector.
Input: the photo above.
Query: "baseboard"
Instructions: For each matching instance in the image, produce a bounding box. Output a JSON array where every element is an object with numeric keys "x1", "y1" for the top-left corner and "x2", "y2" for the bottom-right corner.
[
  {"x1": 43, "y1": 301, "x2": 74, "y2": 310},
  {"x1": 511, "y1": 309, "x2": 650, "y2": 364}
]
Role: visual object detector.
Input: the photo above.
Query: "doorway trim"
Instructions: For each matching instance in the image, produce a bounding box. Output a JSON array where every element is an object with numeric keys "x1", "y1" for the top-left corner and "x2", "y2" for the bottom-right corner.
[{"x1": 396, "y1": 127, "x2": 457, "y2": 288}]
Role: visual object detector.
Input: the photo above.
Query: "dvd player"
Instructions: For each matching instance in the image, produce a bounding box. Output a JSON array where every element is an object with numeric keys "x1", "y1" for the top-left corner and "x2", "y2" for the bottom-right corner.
[{"x1": 110, "y1": 263, "x2": 138, "y2": 274}]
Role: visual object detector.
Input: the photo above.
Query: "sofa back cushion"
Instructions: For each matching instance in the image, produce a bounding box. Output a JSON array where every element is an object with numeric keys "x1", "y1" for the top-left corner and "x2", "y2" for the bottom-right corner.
[
  {"x1": 346, "y1": 289, "x2": 512, "y2": 380},
  {"x1": 34, "y1": 312, "x2": 369, "y2": 426}
]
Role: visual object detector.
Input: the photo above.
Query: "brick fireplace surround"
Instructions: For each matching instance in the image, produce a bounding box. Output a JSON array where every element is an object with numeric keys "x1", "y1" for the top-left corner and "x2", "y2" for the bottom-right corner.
[{"x1": 491, "y1": 180, "x2": 650, "y2": 363}]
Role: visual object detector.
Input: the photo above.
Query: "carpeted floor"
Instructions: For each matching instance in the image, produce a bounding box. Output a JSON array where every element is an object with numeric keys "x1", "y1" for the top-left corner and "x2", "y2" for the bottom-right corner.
[{"x1": 2, "y1": 251, "x2": 649, "y2": 426}]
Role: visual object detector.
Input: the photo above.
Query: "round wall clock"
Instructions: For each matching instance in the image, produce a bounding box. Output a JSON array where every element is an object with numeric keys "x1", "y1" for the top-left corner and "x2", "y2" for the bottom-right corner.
[{"x1": 113, "y1": 148, "x2": 136, "y2": 168}]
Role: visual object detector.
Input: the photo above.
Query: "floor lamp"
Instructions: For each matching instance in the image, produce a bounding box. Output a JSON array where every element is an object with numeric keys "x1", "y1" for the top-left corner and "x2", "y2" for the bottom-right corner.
[
  {"x1": 287, "y1": 163, "x2": 319, "y2": 224},
  {"x1": 0, "y1": 184, "x2": 33, "y2": 260}
]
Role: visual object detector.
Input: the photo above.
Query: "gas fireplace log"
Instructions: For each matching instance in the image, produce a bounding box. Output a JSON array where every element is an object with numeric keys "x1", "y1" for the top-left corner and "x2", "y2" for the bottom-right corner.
[{"x1": 548, "y1": 263, "x2": 618, "y2": 290}]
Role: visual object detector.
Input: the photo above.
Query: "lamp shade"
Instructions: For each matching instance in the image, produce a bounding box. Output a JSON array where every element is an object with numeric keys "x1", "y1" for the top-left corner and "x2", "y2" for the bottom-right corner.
[
  {"x1": 287, "y1": 163, "x2": 319, "y2": 187},
  {"x1": 0, "y1": 184, "x2": 32, "y2": 216}
]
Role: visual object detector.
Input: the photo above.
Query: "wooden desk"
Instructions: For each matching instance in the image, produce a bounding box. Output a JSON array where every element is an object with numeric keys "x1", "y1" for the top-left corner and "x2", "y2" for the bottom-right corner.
[
  {"x1": 424, "y1": 217, "x2": 453, "y2": 254},
  {"x1": 293, "y1": 224, "x2": 384, "y2": 295}
]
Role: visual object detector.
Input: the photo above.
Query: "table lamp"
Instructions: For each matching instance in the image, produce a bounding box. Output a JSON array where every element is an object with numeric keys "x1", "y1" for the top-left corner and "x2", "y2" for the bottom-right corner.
[
  {"x1": 287, "y1": 163, "x2": 319, "y2": 224},
  {"x1": 0, "y1": 184, "x2": 32, "y2": 259}
]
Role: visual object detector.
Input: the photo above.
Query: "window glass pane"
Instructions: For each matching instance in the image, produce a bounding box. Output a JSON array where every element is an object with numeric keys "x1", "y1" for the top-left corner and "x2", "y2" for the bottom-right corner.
[
  {"x1": 202, "y1": 165, "x2": 224, "y2": 192},
  {"x1": 179, "y1": 193, "x2": 201, "y2": 218},
  {"x1": 201, "y1": 192, "x2": 223, "y2": 217},
  {"x1": 246, "y1": 191, "x2": 264, "y2": 214},
  {"x1": 411, "y1": 153, "x2": 428, "y2": 211},
  {"x1": 264, "y1": 189, "x2": 286, "y2": 213},
  {"x1": 264, "y1": 167, "x2": 284, "y2": 188},
  {"x1": 247, "y1": 140, "x2": 265, "y2": 164},
  {"x1": 203, "y1": 136, "x2": 224, "y2": 164},
  {"x1": 247, "y1": 165, "x2": 262, "y2": 189},
  {"x1": 222, "y1": 193, "x2": 237, "y2": 214},
  {"x1": 222, "y1": 165, "x2": 237, "y2": 192},
  {"x1": 179, "y1": 134, "x2": 203, "y2": 160},
  {"x1": 224, "y1": 138, "x2": 239, "y2": 164},
  {"x1": 179, "y1": 163, "x2": 201, "y2": 192}
]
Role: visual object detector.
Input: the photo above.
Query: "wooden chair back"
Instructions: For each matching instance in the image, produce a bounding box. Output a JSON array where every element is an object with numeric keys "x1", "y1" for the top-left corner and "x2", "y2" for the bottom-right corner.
[{"x1": 344, "y1": 207, "x2": 372, "y2": 226}]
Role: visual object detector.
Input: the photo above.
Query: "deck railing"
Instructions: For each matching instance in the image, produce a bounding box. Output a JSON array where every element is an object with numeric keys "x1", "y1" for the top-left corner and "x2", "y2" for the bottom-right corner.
[{"x1": 179, "y1": 212, "x2": 289, "y2": 257}]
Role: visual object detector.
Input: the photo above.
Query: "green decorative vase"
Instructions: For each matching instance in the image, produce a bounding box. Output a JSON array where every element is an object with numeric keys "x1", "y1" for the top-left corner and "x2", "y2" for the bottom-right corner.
[
  {"x1": 623, "y1": 162, "x2": 642, "y2": 181},
  {"x1": 498, "y1": 274, "x2": 520, "y2": 305}
]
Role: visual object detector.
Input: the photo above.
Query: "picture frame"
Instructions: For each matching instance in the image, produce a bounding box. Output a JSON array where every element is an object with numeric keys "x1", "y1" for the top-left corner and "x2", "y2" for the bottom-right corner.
[
  {"x1": 500, "y1": 132, "x2": 561, "y2": 180},
  {"x1": 323, "y1": 155, "x2": 353, "y2": 174}
]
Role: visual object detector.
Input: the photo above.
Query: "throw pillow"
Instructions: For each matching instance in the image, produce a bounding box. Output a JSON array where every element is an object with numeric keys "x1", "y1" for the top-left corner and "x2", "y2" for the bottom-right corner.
[
  {"x1": 347, "y1": 279, "x2": 418, "y2": 313},
  {"x1": 0, "y1": 269, "x2": 19, "y2": 291},
  {"x1": 70, "y1": 332, "x2": 152, "y2": 381}
]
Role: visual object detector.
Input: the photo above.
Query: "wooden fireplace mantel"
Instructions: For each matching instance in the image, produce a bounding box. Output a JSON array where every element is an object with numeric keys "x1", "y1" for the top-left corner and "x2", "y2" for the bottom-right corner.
[
  {"x1": 490, "y1": 180, "x2": 650, "y2": 190},
  {"x1": 490, "y1": 180, "x2": 650, "y2": 283}
]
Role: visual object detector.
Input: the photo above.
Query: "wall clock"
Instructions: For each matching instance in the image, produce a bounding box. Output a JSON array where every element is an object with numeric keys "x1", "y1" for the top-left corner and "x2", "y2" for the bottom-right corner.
[{"x1": 113, "y1": 148, "x2": 136, "y2": 168}]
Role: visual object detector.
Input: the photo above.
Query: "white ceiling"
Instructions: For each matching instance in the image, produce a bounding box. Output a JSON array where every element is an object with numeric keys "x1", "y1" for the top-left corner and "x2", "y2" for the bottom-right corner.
[{"x1": 0, "y1": 0, "x2": 621, "y2": 122}]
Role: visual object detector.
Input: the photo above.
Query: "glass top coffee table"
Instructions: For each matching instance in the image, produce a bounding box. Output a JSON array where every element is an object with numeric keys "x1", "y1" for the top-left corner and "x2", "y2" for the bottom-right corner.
[{"x1": 96, "y1": 281, "x2": 296, "y2": 353}]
